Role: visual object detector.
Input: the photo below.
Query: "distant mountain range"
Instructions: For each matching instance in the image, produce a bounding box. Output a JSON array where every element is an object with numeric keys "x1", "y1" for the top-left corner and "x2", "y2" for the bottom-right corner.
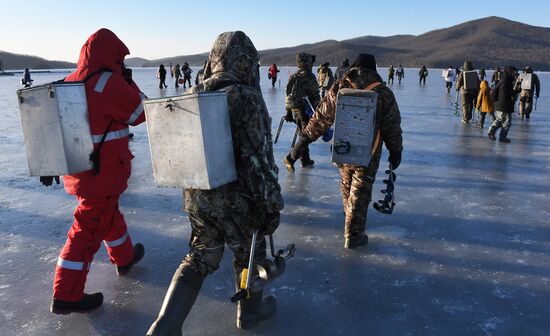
[
  {"x1": 2, "y1": 16, "x2": 550, "y2": 70},
  {"x1": 125, "y1": 16, "x2": 550, "y2": 70},
  {"x1": 0, "y1": 51, "x2": 75, "y2": 70}
]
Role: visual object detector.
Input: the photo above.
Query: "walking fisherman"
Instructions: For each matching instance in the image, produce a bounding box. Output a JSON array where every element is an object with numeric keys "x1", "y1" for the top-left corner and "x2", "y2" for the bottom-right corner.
[
  {"x1": 419, "y1": 65, "x2": 428, "y2": 85},
  {"x1": 48, "y1": 28, "x2": 145, "y2": 314},
  {"x1": 488, "y1": 66, "x2": 518, "y2": 143},
  {"x1": 147, "y1": 31, "x2": 284, "y2": 335},
  {"x1": 318, "y1": 62, "x2": 334, "y2": 98},
  {"x1": 285, "y1": 54, "x2": 403, "y2": 249},
  {"x1": 456, "y1": 61, "x2": 480, "y2": 123},
  {"x1": 396, "y1": 65, "x2": 405, "y2": 84},
  {"x1": 335, "y1": 58, "x2": 349, "y2": 81},
  {"x1": 283, "y1": 52, "x2": 321, "y2": 171},
  {"x1": 387, "y1": 65, "x2": 395, "y2": 84},
  {"x1": 516, "y1": 66, "x2": 540, "y2": 119}
]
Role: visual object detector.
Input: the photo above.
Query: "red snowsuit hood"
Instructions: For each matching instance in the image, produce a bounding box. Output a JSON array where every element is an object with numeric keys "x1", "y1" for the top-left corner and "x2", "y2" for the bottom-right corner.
[{"x1": 75, "y1": 28, "x2": 129, "y2": 76}]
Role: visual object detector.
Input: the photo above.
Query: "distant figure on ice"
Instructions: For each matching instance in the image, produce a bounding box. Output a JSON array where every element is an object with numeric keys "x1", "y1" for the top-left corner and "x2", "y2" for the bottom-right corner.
[
  {"x1": 396, "y1": 65, "x2": 405, "y2": 84},
  {"x1": 174, "y1": 63, "x2": 182, "y2": 88},
  {"x1": 335, "y1": 58, "x2": 349, "y2": 81},
  {"x1": 317, "y1": 62, "x2": 334, "y2": 98},
  {"x1": 387, "y1": 65, "x2": 395, "y2": 84},
  {"x1": 419, "y1": 65, "x2": 428, "y2": 85},
  {"x1": 157, "y1": 64, "x2": 168, "y2": 89},
  {"x1": 147, "y1": 31, "x2": 284, "y2": 335},
  {"x1": 474, "y1": 80, "x2": 495, "y2": 128},
  {"x1": 170, "y1": 62, "x2": 173, "y2": 77},
  {"x1": 287, "y1": 53, "x2": 403, "y2": 249},
  {"x1": 268, "y1": 63, "x2": 280, "y2": 88},
  {"x1": 48, "y1": 28, "x2": 145, "y2": 315},
  {"x1": 488, "y1": 66, "x2": 518, "y2": 143},
  {"x1": 181, "y1": 62, "x2": 192, "y2": 88},
  {"x1": 516, "y1": 66, "x2": 540, "y2": 119},
  {"x1": 491, "y1": 66, "x2": 502, "y2": 86},
  {"x1": 456, "y1": 60, "x2": 480, "y2": 123},
  {"x1": 22, "y1": 68, "x2": 32, "y2": 87},
  {"x1": 443, "y1": 65, "x2": 455, "y2": 93},
  {"x1": 283, "y1": 52, "x2": 320, "y2": 171},
  {"x1": 479, "y1": 68, "x2": 486, "y2": 81}
]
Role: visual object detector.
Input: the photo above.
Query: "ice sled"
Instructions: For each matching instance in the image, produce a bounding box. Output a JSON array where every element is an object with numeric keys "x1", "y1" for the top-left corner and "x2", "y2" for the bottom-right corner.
[
  {"x1": 462, "y1": 71, "x2": 479, "y2": 90},
  {"x1": 331, "y1": 88, "x2": 377, "y2": 166},
  {"x1": 143, "y1": 91, "x2": 237, "y2": 189},
  {"x1": 16, "y1": 82, "x2": 93, "y2": 176}
]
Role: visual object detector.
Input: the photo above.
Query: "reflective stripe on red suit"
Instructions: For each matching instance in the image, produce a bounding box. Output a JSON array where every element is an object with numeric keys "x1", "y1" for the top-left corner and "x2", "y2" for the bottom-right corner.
[{"x1": 53, "y1": 28, "x2": 145, "y2": 302}]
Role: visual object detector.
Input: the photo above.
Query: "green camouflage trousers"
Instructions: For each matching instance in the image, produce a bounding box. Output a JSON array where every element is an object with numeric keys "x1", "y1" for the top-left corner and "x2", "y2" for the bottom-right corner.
[
  {"x1": 338, "y1": 155, "x2": 380, "y2": 238},
  {"x1": 181, "y1": 211, "x2": 276, "y2": 277}
]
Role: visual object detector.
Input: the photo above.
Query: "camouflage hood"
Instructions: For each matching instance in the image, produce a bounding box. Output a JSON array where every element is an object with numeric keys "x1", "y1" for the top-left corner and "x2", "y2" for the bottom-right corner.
[
  {"x1": 201, "y1": 31, "x2": 259, "y2": 90},
  {"x1": 297, "y1": 52, "x2": 315, "y2": 71},
  {"x1": 463, "y1": 61, "x2": 474, "y2": 71}
]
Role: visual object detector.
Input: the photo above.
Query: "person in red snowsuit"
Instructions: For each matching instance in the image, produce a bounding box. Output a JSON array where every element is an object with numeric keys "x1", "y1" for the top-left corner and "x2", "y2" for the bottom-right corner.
[
  {"x1": 47, "y1": 28, "x2": 146, "y2": 314},
  {"x1": 268, "y1": 63, "x2": 280, "y2": 88}
]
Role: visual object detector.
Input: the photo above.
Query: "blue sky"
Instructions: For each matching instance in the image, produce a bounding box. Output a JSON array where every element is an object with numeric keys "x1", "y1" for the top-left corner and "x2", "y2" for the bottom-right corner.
[{"x1": 1, "y1": 0, "x2": 548, "y2": 62}]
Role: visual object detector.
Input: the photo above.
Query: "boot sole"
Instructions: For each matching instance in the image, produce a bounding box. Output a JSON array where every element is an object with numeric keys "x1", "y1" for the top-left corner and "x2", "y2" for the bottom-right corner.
[{"x1": 50, "y1": 305, "x2": 101, "y2": 315}]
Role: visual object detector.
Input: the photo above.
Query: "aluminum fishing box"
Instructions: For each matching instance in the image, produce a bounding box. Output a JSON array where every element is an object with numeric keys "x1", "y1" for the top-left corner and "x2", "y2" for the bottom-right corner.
[
  {"x1": 331, "y1": 88, "x2": 377, "y2": 166},
  {"x1": 16, "y1": 82, "x2": 93, "y2": 176},
  {"x1": 519, "y1": 73, "x2": 532, "y2": 90},
  {"x1": 143, "y1": 91, "x2": 237, "y2": 189},
  {"x1": 463, "y1": 71, "x2": 479, "y2": 90}
]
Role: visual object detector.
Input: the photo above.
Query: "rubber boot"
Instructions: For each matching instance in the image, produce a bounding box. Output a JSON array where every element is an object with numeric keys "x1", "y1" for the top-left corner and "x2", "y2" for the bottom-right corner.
[
  {"x1": 50, "y1": 292, "x2": 103, "y2": 314},
  {"x1": 234, "y1": 267, "x2": 277, "y2": 330},
  {"x1": 488, "y1": 129, "x2": 496, "y2": 141},
  {"x1": 344, "y1": 217, "x2": 368, "y2": 249},
  {"x1": 300, "y1": 148, "x2": 314, "y2": 168},
  {"x1": 147, "y1": 266, "x2": 204, "y2": 336},
  {"x1": 116, "y1": 243, "x2": 145, "y2": 276},
  {"x1": 499, "y1": 136, "x2": 511, "y2": 143},
  {"x1": 283, "y1": 154, "x2": 296, "y2": 173}
]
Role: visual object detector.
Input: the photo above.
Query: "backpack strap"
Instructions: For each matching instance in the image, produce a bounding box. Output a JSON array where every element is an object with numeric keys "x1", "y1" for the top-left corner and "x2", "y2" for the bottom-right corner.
[{"x1": 364, "y1": 81, "x2": 384, "y2": 155}]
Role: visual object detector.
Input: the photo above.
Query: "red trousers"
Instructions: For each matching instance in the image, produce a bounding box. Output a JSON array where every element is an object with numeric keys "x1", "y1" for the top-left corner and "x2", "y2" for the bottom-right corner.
[{"x1": 53, "y1": 195, "x2": 134, "y2": 302}]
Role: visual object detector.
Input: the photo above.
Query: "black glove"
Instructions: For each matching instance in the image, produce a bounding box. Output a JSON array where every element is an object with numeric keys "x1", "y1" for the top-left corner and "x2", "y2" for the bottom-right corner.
[
  {"x1": 388, "y1": 151, "x2": 401, "y2": 170},
  {"x1": 40, "y1": 176, "x2": 60, "y2": 186},
  {"x1": 260, "y1": 212, "x2": 280, "y2": 236},
  {"x1": 284, "y1": 109, "x2": 294, "y2": 123}
]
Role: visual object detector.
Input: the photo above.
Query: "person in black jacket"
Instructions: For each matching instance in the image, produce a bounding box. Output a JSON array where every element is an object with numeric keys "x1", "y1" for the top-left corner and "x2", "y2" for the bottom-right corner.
[
  {"x1": 157, "y1": 64, "x2": 168, "y2": 89},
  {"x1": 488, "y1": 66, "x2": 518, "y2": 143}
]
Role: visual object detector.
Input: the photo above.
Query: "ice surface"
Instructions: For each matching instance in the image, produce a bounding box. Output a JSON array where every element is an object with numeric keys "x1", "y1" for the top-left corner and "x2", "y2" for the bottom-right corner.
[{"x1": 1, "y1": 67, "x2": 549, "y2": 335}]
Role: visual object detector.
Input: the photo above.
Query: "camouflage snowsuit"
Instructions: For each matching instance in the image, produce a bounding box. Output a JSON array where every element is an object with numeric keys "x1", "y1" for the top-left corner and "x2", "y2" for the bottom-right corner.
[
  {"x1": 182, "y1": 32, "x2": 284, "y2": 277},
  {"x1": 303, "y1": 67, "x2": 403, "y2": 238},
  {"x1": 285, "y1": 53, "x2": 321, "y2": 163}
]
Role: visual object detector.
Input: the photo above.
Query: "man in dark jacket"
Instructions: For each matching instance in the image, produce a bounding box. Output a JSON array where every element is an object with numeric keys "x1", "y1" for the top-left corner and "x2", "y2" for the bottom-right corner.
[
  {"x1": 147, "y1": 31, "x2": 284, "y2": 335},
  {"x1": 285, "y1": 54, "x2": 403, "y2": 249},
  {"x1": 488, "y1": 66, "x2": 518, "y2": 143},
  {"x1": 335, "y1": 58, "x2": 349, "y2": 81}
]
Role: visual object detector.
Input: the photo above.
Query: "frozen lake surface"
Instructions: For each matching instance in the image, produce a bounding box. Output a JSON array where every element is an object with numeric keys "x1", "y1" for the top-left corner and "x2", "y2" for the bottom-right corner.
[{"x1": 1, "y1": 67, "x2": 549, "y2": 336}]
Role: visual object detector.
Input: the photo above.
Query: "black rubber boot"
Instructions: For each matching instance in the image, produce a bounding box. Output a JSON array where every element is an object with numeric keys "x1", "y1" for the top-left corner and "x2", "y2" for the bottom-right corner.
[
  {"x1": 283, "y1": 154, "x2": 296, "y2": 173},
  {"x1": 50, "y1": 292, "x2": 103, "y2": 314},
  {"x1": 234, "y1": 266, "x2": 277, "y2": 330},
  {"x1": 300, "y1": 147, "x2": 314, "y2": 168},
  {"x1": 117, "y1": 243, "x2": 145, "y2": 276},
  {"x1": 147, "y1": 266, "x2": 204, "y2": 336},
  {"x1": 344, "y1": 233, "x2": 369, "y2": 249},
  {"x1": 488, "y1": 131, "x2": 496, "y2": 141},
  {"x1": 499, "y1": 137, "x2": 511, "y2": 143}
]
